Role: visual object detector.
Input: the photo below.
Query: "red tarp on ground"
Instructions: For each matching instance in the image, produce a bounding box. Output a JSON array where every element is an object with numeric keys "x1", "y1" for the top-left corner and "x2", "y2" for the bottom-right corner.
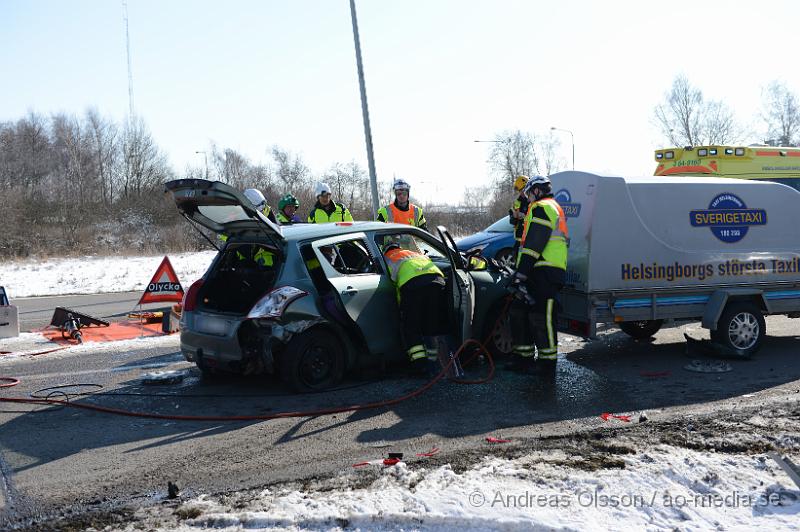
[{"x1": 42, "y1": 319, "x2": 170, "y2": 345}]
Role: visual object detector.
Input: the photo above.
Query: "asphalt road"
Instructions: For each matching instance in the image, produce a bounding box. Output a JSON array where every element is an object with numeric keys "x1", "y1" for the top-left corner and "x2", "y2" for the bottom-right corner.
[
  {"x1": 12, "y1": 292, "x2": 167, "y2": 332},
  {"x1": 1, "y1": 314, "x2": 799, "y2": 528}
]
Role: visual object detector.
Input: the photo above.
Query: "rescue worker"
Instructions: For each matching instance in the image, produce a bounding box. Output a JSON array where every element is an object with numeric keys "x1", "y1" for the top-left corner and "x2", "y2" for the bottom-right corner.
[
  {"x1": 308, "y1": 182, "x2": 354, "y2": 223},
  {"x1": 243, "y1": 188, "x2": 278, "y2": 224},
  {"x1": 219, "y1": 188, "x2": 276, "y2": 267},
  {"x1": 508, "y1": 175, "x2": 568, "y2": 382},
  {"x1": 509, "y1": 175, "x2": 530, "y2": 256},
  {"x1": 276, "y1": 193, "x2": 302, "y2": 224},
  {"x1": 382, "y1": 240, "x2": 447, "y2": 375},
  {"x1": 376, "y1": 178, "x2": 428, "y2": 230}
]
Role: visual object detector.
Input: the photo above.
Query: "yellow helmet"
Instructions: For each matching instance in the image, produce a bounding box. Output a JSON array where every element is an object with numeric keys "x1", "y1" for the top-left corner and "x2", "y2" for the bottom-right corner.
[{"x1": 513, "y1": 175, "x2": 529, "y2": 192}]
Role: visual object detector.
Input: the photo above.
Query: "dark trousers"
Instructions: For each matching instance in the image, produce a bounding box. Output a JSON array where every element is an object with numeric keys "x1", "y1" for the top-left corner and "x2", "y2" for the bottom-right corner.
[
  {"x1": 510, "y1": 267, "x2": 564, "y2": 360},
  {"x1": 399, "y1": 276, "x2": 447, "y2": 360}
]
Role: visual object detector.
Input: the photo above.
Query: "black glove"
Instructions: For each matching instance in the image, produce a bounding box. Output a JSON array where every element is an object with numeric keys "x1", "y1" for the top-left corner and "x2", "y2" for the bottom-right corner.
[{"x1": 508, "y1": 209, "x2": 515, "y2": 225}]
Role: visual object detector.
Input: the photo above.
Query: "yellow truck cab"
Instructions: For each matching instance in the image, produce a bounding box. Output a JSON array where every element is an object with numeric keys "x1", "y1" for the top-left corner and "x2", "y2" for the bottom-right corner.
[{"x1": 654, "y1": 145, "x2": 800, "y2": 192}]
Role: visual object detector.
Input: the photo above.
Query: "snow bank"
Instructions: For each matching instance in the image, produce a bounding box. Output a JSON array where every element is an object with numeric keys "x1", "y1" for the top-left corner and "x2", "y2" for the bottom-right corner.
[
  {"x1": 142, "y1": 446, "x2": 799, "y2": 531},
  {"x1": 0, "y1": 251, "x2": 216, "y2": 298}
]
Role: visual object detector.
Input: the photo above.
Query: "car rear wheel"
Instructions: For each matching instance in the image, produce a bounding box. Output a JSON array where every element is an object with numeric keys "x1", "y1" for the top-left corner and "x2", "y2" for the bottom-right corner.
[
  {"x1": 495, "y1": 247, "x2": 515, "y2": 269},
  {"x1": 280, "y1": 329, "x2": 345, "y2": 392},
  {"x1": 619, "y1": 320, "x2": 664, "y2": 339},
  {"x1": 711, "y1": 302, "x2": 765, "y2": 356}
]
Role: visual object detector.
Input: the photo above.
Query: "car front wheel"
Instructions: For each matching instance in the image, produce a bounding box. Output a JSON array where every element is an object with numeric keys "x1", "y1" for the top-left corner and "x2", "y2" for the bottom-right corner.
[
  {"x1": 280, "y1": 329, "x2": 345, "y2": 392},
  {"x1": 495, "y1": 247, "x2": 516, "y2": 269}
]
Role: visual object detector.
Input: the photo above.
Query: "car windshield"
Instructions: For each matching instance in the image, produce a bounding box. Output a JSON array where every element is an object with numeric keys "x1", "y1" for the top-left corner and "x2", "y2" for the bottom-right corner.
[{"x1": 485, "y1": 217, "x2": 514, "y2": 233}]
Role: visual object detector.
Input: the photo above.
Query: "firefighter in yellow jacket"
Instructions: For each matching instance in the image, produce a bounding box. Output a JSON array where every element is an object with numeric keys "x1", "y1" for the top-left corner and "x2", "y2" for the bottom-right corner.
[
  {"x1": 220, "y1": 188, "x2": 277, "y2": 267},
  {"x1": 509, "y1": 175, "x2": 568, "y2": 382},
  {"x1": 382, "y1": 240, "x2": 446, "y2": 375},
  {"x1": 308, "y1": 182, "x2": 354, "y2": 223},
  {"x1": 376, "y1": 178, "x2": 428, "y2": 230}
]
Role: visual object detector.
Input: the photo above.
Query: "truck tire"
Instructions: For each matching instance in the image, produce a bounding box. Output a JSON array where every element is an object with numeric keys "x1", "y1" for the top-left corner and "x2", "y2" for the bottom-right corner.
[
  {"x1": 711, "y1": 302, "x2": 765, "y2": 356},
  {"x1": 280, "y1": 329, "x2": 345, "y2": 392},
  {"x1": 619, "y1": 320, "x2": 664, "y2": 339}
]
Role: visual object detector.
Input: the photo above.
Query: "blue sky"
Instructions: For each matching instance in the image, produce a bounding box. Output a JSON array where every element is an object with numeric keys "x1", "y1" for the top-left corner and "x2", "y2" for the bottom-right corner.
[{"x1": 2, "y1": 0, "x2": 799, "y2": 204}]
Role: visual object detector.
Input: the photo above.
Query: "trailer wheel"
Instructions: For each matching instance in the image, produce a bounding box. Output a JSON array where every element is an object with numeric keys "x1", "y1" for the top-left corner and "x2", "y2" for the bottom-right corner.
[
  {"x1": 711, "y1": 302, "x2": 765, "y2": 356},
  {"x1": 280, "y1": 329, "x2": 345, "y2": 392},
  {"x1": 619, "y1": 320, "x2": 664, "y2": 339}
]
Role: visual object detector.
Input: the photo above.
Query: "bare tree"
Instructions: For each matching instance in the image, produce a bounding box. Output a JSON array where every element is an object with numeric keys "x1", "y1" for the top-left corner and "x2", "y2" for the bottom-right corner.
[
  {"x1": 762, "y1": 81, "x2": 800, "y2": 146},
  {"x1": 654, "y1": 75, "x2": 704, "y2": 146},
  {"x1": 538, "y1": 134, "x2": 564, "y2": 177},
  {"x1": 654, "y1": 75, "x2": 741, "y2": 146},
  {"x1": 271, "y1": 145, "x2": 310, "y2": 191},
  {"x1": 119, "y1": 117, "x2": 172, "y2": 200},
  {"x1": 85, "y1": 108, "x2": 118, "y2": 206},
  {"x1": 487, "y1": 130, "x2": 541, "y2": 184},
  {"x1": 702, "y1": 101, "x2": 739, "y2": 145}
]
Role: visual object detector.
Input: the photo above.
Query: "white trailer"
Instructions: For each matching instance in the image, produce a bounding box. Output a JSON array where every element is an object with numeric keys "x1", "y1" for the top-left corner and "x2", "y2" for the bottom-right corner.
[{"x1": 552, "y1": 171, "x2": 800, "y2": 356}]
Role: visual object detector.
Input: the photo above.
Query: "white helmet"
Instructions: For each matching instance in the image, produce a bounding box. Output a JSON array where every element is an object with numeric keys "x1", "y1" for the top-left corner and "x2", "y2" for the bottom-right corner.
[
  {"x1": 315, "y1": 182, "x2": 332, "y2": 197},
  {"x1": 243, "y1": 188, "x2": 267, "y2": 210},
  {"x1": 392, "y1": 178, "x2": 410, "y2": 192}
]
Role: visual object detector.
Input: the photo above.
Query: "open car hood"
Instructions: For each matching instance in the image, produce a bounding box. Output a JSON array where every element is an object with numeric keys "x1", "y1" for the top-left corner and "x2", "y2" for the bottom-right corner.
[{"x1": 164, "y1": 179, "x2": 284, "y2": 243}]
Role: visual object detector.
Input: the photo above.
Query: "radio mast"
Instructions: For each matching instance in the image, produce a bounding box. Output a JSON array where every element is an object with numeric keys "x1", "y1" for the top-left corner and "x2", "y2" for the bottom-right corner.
[{"x1": 122, "y1": 1, "x2": 135, "y2": 118}]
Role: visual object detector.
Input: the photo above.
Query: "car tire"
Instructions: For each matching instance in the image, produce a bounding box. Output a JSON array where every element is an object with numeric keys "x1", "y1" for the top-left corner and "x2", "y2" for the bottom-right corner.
[
  {"x1": 495, "y1": 248, "x2": 515, "y2": 269},
  {"x1": 280, "y1": 329, "x2": 345, "y2": 392},
  {"x1": 711, "y1": 302, "x2": 765, "y2": 356},
  {"x1": 619, "y1": 320, "x2": 664, "y2": 339},
  {"x1": 481, "y1": 301, "x2": 514, "y2": 358}
]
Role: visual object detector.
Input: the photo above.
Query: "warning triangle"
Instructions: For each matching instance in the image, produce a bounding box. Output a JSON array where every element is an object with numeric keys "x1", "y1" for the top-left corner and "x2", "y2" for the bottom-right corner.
[{"x1": 137, "y1": 256, "x2": 185, "y2": 305}]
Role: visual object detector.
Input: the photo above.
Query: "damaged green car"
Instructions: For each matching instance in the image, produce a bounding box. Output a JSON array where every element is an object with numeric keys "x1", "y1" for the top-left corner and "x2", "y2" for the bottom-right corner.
[{"x1": 165, "y1": 179, "x2": 509, "y2": 392}]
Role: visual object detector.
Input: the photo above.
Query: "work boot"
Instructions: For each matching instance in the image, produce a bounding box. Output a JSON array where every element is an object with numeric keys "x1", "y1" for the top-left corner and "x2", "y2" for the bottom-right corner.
[
  {"x1": 409, "y1": 357, "x2": 440, "y2": 379},
  {"x1": 535, "y1": 359, "x2": 558, "y2": 388},
  {"x1": 506, "y1": 356, "x2": 536, "y2": 374}
]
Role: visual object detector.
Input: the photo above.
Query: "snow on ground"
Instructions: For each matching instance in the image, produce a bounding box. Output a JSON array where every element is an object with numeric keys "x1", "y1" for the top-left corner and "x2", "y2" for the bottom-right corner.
[
  {"x1": 128, "y1": 446, "x2": 799, "y2": 531},
  {"x1": 0, "y1": 251, "x2": 217, "y2": 298},
  {"x1": 0, "y1": 331, "x2": 179, "y2": 362}
]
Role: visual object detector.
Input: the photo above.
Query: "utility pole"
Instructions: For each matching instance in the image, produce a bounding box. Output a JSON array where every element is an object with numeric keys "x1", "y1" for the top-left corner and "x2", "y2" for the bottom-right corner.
[{"x1": 349, "y1": 0, "x2": 380, "y2": 217}]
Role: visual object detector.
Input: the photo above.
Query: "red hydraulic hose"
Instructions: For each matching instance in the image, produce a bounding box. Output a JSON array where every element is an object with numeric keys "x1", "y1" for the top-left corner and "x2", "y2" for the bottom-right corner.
[{"x1": 0, "y1": 297, "x2": 513, "y2": 422}]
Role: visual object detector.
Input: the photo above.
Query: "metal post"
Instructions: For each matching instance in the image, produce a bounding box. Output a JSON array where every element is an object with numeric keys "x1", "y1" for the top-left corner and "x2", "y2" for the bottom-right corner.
[{"x1": 349, "y1": 0, "x2": 380, "y2": 216}]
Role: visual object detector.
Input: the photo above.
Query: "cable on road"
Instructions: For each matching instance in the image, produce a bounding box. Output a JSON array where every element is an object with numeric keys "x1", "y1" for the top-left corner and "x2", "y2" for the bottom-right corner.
[
  {"x1": 0, "y1": 298, "x2": 512, "y2": 422},
  {"x1": 0, "y1": 377, "x2": 20, "y2": 388}
]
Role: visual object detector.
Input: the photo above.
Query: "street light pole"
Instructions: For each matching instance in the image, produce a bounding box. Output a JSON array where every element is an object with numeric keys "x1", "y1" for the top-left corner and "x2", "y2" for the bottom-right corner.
[
  {"x1": 195, "y1": 150, "x2": 208, "y2": 179},
  {"x1": 550, "y1": 127, "x2": 575, "y2": 170},
  {"x1": 349, "y1": 0, "x2": 380, "y2": 217}
]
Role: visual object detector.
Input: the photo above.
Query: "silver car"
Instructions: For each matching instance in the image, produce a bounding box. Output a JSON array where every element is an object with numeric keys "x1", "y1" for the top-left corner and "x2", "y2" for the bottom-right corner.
[{"x1": 165, "y1": 179, "x2": 508, "y2": 391}]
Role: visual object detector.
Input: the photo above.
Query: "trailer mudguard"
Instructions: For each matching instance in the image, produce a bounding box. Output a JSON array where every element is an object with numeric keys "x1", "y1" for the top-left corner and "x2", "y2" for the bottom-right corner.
[{"x1": 702, "y1": 289, "x2": 770, "y2": 330}]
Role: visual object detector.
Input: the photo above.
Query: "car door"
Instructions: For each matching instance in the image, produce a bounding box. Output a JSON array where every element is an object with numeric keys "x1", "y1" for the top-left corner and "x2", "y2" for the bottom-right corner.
[
  {"x1": 436, "y1": 226, "x2": 476, "y2": 345},
  {"x1": 310, "y1": 233, "x2": 401, "y2": 357},
  {"x1": 373, "y1": 227, "x2": 475, "y2": 346},
  {"x1": 163, "y1": 179, "x2": 284, "y2": 246}
]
